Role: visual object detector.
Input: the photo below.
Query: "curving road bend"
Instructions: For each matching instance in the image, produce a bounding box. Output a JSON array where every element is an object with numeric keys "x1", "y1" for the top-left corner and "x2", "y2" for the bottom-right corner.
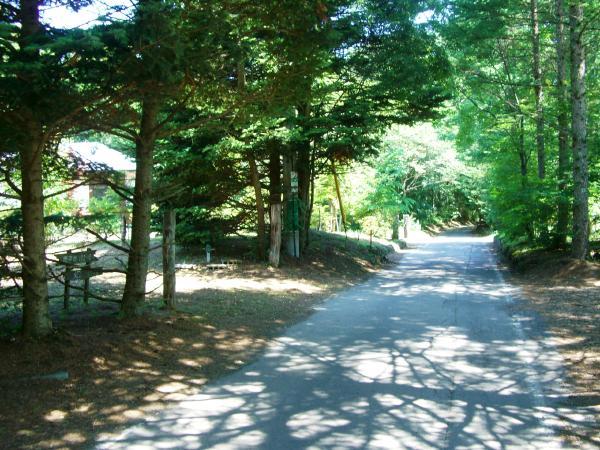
[{"x1": 97, "y1": 229, "x2": 596, "y2": 450}]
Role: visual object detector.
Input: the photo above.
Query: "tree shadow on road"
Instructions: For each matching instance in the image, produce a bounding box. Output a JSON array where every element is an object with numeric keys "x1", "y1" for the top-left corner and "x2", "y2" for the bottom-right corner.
[{"x1": 97, "y1": 235, "x2": 599, "y2": 449}]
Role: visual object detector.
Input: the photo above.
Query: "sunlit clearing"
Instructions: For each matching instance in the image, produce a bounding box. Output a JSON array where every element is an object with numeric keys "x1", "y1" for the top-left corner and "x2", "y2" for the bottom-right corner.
[
  {"x1": 44, "y1": 410, "x2": 67, "y2": 422},
  {"x1": 176, "y1": 275, "x2": 322, "y2": 294}
]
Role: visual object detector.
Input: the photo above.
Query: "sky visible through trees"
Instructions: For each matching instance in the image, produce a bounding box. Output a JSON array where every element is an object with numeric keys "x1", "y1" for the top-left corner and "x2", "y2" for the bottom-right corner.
[{"x1": 0, "y1": 0, "x2": 598, "y2": 338}]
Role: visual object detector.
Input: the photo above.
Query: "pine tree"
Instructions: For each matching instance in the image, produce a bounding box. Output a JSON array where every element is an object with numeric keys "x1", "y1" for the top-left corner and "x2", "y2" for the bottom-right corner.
[
  {"x1": 569, "y1": 0, "x2": 589, "y2": 259},
  {"x1": 1, "y1": 0, "x2": 108, "y2": 336}
]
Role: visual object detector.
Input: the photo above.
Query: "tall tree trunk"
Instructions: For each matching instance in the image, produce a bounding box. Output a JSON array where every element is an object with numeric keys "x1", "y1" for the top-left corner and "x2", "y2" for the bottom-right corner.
[
  {"x1": 518, "y1": 115, "x2": 528, "y2": 182},
  {"x1": 20, "y1": 129, "x2": 52, "y2": 337},
  {"x1": 296, "y1": 104, "x2": 312, "y2": 252},
  {"x1": 249, "y1": 157, "x2": 266, "y2": 260},
  {"x1": 305, "y1": 148, "x2": 316, "y2": 248},
  {"x1": 282, "y1": 150, "x2": 295, "y2": 257},
  {"x1": 297, "y1": 142, "x2": 311, "y2": 252},
  {"x1": 162, "y1": 208, "x2": 176, "y2": 310},
  {"x1": 517, "y1": 115, "x2": 535, "y2": 242},
  {"x1": 530, "y1": 0, "x2": 546, "y2": 179},
  {"x1": 268, "y1": 141, "x2": 282, "y2": 267},
  {"x1": 269, "y1": 204, "x2": 282, "y2": 267},
  {"x1": 121, "y1": 97, "x2": 159, "y2": 316},
  {"x1": 555, "y1": 0, "x2": 570, "y2": 246},
  {"x1": 329, "y1": 200, "x2": 337, "y2": 232},
  {"x1": 18, "y1": 0, "x2": 52, "y2": 337},
  {"x1": 499, "y1": 41, "x2": 528, "y2": 185},
  {"x1": 238, "y1": 56, "x2": 266, "y2": 260},
  {"x1": 331, "y1": 160, "x2": 346, "y2": 233},
  {"x1": 391, "y1": 214, "x2": 399, "y2": 240},
  {"x1": 569, "y1": 2, "x2": 589, "y2": 260}
]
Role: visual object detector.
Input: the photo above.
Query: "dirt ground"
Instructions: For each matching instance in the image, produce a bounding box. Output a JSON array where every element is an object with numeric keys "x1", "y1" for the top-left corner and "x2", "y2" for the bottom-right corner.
[
  {"x1": 506, "y1": 249, "x2": 600, "y2": 446},
  {"x1": 0, "y1": 232, "x2": 394, "y2": 450}
]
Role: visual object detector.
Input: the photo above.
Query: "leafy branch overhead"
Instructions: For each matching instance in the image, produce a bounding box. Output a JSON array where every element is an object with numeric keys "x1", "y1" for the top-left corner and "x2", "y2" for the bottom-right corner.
[{"x1": 1, "y1": 0, "x2": 598, "y2": 340}]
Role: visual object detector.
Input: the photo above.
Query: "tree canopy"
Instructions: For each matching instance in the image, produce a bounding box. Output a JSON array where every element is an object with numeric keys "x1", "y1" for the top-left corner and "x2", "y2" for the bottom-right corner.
[{"x1": 1, "y1": 0, "x2": 598, "y2": 337}]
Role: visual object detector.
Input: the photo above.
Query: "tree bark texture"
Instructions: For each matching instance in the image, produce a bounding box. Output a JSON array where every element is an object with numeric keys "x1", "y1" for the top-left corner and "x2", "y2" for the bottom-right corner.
[
  {"x1": 499, "y1": 41, "x2": 528, "y2": 185},
  {"x1": 331, "y1": 160, "x2": 347, "y2": 233},
  {"x1": 282, "y1": 150, "x2": 295, "y2": 257},
  {"x1": 162, "y1": 208, "x2": 176, "y2": 309},
  {"x1": 518, "y1": 116, "x2": 528, "y2": 181},
  {"x1": 297, "y1": 140, "x2": 311, "y2": 252},
  {"x1": 20, "y1": 129, "x2": 52, "y2": 337},
  {"x1": 305, "y1": 148, "x2": 316, "y2": 248},
  {"x1": 238, "y1": 57, "x2": 267, "y2": 261},
  {"x1": 517, "y1": 115, "x2": 535, "y2": 242},
  {"x1": 19, "y1": 0, "x2": 40, "y2": 39},
  {"x1": 569, "y1": 2, "x2": 589, "y2": 260},
  {"x1": 391, "y1": 214, "x2": 399, "y2": 240},
  {"x1": 530, "y1": 0, "x2": 546, "y2": 179},
  {"x1": 249, "y1": 157, "x2": 267, "y2": 260},
  {"x1": 18, "y1": 0, "x2": 52, "y2": 337},
  {"x1": 329, "y1": 200, "x2": 338, "y2": 232},
  {"x1": 555, "y1": 0, "x2": 570, "y2": 246},
  {"x1": 296, "y1": 104, "x2": 312, "y2": 252},
  {"x1": 269, "y1": 204, "x2": 282, "y2": 268},
  {"x1": 268, "y1": 141, "x2": 282, "y2": 267},
  {"x1": 121, "y1": 97, "x2": 159, "y2": 316}
]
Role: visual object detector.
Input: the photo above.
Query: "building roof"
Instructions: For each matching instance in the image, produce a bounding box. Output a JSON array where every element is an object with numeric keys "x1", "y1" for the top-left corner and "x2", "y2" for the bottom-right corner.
[{"x1": 64, "y1": 142, "x2": 136, "y2": 172}]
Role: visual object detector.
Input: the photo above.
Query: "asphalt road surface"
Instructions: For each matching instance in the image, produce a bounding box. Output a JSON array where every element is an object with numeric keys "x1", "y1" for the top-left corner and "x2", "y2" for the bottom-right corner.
[{"x1": 97, "y1": 229, "x2": 596, "y2": 450}]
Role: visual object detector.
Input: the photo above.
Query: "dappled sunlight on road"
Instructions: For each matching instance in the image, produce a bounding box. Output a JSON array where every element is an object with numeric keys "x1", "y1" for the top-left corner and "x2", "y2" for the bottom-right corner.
[{"x1": 97, "y1": 230, "x2": 597, "y2": 450}]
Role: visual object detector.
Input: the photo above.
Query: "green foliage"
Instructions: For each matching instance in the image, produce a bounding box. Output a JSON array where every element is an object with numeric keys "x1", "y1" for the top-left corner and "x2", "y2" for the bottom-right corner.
[
  {"x1": 44, "y1": 193, "x2": 80, "y2": 242},
  {"x1": 436, "y1": 0, "x2": 600, "y2": 251},
  {"x1": 44, "y1": 192, "x2": 79, "y2": 217},
  {"x1": 174, "y1": 206, "x2": 250, "y2": 246},
  {"x1": 364, "y1": 124, "x2": 481, "y2": 230},
  {"x1": 87, "y1": 189, "x2": 126, "y2": 236},
  {"x1": 2, "y1": 0, "x2": 462, "y2": 296},
  {"x1": 311, "y1": 123, "x2": 482, "y2": 238}
]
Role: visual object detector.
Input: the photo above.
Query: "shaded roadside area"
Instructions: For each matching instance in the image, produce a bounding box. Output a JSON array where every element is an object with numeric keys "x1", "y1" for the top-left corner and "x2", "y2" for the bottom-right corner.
[
  {"x1": 0, "y1": 232, "x2": 394, "y2": 450},
  {"x1": 505, "y1": 249, "x2": 600, "y2": 446}
]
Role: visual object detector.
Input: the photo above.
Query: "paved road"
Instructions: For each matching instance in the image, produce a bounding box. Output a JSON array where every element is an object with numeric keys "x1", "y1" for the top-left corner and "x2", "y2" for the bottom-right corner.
[{"x1": 98, "y1": 230, "x2": 595, "y2": 449}]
